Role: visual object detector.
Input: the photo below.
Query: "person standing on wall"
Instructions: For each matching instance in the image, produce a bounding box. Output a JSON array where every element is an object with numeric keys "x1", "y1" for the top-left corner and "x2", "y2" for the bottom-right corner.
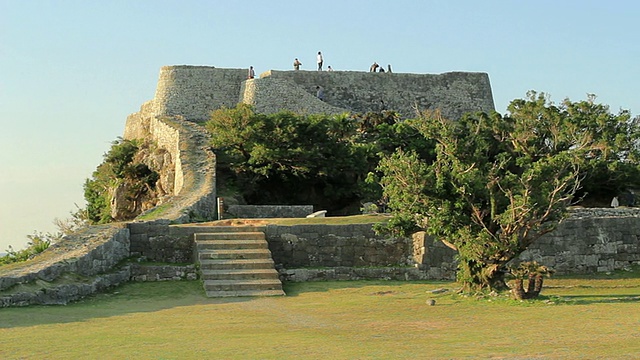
[
  {"x1": 317, "y1": 51, "x2": 323, "y2": 71},
  {"x1": 316, "y1": 85, "x2": 324, "y2": 101},
  {"x1": 293, "y1": 58, "x2": 302, "y2": 70},
  {"x1": 248, "y1": 66, "x2": 255, "y2": 79}
]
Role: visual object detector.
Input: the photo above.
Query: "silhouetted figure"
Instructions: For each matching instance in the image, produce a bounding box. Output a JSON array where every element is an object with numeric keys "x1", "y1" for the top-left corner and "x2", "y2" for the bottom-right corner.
[
  {"x1": 317, "y1": 51, "x2": 323, "y2": 71},
  {"x1": 387, "y1": 64, "x2": 392, "y2": 73},
  {"x1": 248, "y1": 66, "x2": 255, "y2": 79},
  {"x1": 293, "y1": 58, "x2": 302, "y2": 70}
]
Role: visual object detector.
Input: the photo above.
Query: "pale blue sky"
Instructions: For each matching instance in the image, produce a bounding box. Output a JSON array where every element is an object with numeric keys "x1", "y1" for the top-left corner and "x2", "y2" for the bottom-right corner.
[{"x1": 1, "y1": 0, "x2": 639, "y2": 251}]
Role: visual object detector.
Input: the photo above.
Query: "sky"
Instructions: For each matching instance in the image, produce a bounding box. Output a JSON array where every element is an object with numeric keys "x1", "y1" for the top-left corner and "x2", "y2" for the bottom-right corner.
[{"x1": 1, "y1": 0, "x2": 639, "y2": 252}]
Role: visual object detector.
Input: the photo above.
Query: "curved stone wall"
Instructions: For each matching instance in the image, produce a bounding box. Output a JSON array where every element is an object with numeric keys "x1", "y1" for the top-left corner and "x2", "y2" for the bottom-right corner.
[
  {"x1": 153, "y1": 66, "x2": 247, "y2": 122},
  {"x1": 124, "y1": 110, "x2": 217, "y2": 223}
]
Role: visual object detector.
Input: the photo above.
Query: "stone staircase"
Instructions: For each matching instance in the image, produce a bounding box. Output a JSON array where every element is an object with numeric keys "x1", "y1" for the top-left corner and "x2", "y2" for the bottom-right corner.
[{"x1": 194, "y1": 226, "x2": 285, "y2": 297}]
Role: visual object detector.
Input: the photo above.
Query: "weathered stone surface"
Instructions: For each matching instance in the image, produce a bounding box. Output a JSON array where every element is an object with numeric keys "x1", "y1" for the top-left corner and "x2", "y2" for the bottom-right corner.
[
  {"x1": 226, "y1": 205, "x2": 314, "y2": 219},
  {"x1": 266, "y1": 224, "x2": 414, "y2": 268},
  {"x1": 145, "y1": 66, "x2": 495, "y2": 122},
  {"x1": 129, "y1": 264, "x2": 197, "y2": 282}
]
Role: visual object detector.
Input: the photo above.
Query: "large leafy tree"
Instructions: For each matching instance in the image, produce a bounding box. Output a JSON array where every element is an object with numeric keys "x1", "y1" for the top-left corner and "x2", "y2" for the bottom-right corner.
[
  {"x1": 206, "y1": 105, "x2": 432, "y2": 212},
  {"x1": 377, "y1": 92, "x2": 640, "y2": 292}
]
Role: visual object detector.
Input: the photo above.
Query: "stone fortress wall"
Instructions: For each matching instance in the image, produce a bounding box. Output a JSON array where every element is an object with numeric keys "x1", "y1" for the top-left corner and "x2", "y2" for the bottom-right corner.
[
  {"x1": 123, "y1": 102, "x2": 217, "y2": 223},
  {"x1": 150, "y1": 65, "x2": 496, "y2": 122}
]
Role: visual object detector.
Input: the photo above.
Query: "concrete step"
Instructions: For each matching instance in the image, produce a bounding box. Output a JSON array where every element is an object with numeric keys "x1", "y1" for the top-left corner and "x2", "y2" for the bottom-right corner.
[
  {"x1": 199, "y1": 258, "x2": 275, "y2": 270},
  {"x1": 201, "y1": 268, "x2": 279, "y2": 280},
  {"x1": 195, "y1": 232, "x2": 265, "y2": 241},
  {"x1": 205, "y1": 289, "x2": 285, "y2": 297},
  {"x1": 198, "y1": 248, "x2": 272, "y2": 260},
  {"x1": 203, "y1": 279, "x2": 283, "y2": 292},
  {"x1": 195, "y1": 239, "x2": 268, "y2": 251}
]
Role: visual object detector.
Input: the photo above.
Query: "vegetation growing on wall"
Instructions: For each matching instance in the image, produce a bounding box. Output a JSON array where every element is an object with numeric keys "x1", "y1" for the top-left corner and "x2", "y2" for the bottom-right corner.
[
  {"x1": 376, "y1": 92, "x2": 640, "y2": 295},
  {"x1": 84, "y1": 138, "x2": 159, "y2": 224}
]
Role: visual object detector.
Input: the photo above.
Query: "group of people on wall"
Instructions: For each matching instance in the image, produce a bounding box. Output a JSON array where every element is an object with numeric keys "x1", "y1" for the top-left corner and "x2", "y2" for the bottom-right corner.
[{"x1": 247, "y1": 51, "x2": 393, "y2": 78}]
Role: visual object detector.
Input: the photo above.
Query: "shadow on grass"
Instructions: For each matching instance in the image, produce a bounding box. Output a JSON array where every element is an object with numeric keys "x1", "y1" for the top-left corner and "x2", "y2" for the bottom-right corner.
[
  {"x1": 282, "y1": 279, "x2": 455, "y2": 297},
  {"x1": 551, "y1": 293, "x2": 640, "y2": 305},
  {"x1": 0, "y1": 280, "x2": 254, "y2": 329}
]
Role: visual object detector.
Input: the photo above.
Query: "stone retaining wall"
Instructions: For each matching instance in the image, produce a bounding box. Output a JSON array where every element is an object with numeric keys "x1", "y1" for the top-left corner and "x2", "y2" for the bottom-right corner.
[
  {"x1": 521, "y1": 208, "x2": 640, "y2": 274},
  {"x1": 128, "y1": 221, "x2": 196, "y2": 263},
  {"x1": 265, "y1": 224, "x2": 413, "y2": 268},
  {"x1": 129, "y1": 264, "x2": 197, "y2": 282},
  {"x1": 225, "y1": 205, "x2": 314, "y2": 219},
  {"x1": 0, "y1": 224, "x2": 129, "y2": 292}
]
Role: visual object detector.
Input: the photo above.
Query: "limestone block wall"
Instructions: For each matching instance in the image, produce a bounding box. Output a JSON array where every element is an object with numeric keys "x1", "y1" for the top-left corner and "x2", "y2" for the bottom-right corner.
[
  {"x1": 147, "y1": 66, "x2": 495, "y2": 122},
  {"x1": 128, "y1": 221, "x2": 196, "y2": 263},
  {"x1": 521, "y1": 209, "x2": 640, "y2": 274},
  {"x1": 225, "y1": 205, "x2": 314, "y2": 219},
  {"x1": 258, "y1": 70, "x2": 495, "y2": 120},
  {"x1": 124, "y1": 110, "x2": 217, "y2": 222},
  {"x1": 240, "y1": 77, "x2": 348, "y2": 115},
  {"x1": 0, "y1": 224, "x2": 129, "y2": 292},
  {"x1": 153, "y1": 66, "x2": 248, "y2": 122},
  {"x1": 265, "y1": 224, "x2": 414, "y2": 268},
  {"x1": 125, "y1": 112, "x2": 184, "y2": 194}
]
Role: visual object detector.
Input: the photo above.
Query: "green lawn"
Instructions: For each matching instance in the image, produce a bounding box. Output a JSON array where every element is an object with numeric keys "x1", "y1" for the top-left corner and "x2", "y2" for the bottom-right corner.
[{"x1": 1, "y1": 276, "x2": 639, "y2": 359}]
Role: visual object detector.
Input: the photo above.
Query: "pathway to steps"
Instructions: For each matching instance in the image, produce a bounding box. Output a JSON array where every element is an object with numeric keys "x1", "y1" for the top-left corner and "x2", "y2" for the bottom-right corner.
[{"x1": 194, "y1": 226, "x2": 285, "y2": 297}]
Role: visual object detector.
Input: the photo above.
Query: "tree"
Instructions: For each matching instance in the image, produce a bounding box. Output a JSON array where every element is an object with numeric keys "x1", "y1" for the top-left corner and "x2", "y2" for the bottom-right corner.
[
  {"x1": 377, "y1": 92, "x2": 639, "y2": 293},
  {"x1": 207, "y1": 105, "x2": 384, "y2": 212}
]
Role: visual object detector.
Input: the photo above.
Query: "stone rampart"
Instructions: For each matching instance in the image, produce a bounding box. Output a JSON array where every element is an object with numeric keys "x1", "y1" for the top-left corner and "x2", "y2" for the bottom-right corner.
[
  {"x1": 148, "y1": 66, "x2": 495, "y2": 122},
  {"x1": 124, "y1": 111, "x2": 217, "y2": 223},
  {"x1": 257, "y1": 70, "x2": 495, "y2": 120},
  {"x1": 153, "y1": 66, "x2": 248, "y2": 122},
  {"x1": 240, "y1": 77, "x2": 348, "y2": 115}
]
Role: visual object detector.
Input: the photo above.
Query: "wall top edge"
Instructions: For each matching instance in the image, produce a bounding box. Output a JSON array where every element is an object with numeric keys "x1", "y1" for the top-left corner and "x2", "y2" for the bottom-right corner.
[{"x1": 159, "y1": 65, "x2": 489, "y2": 77}]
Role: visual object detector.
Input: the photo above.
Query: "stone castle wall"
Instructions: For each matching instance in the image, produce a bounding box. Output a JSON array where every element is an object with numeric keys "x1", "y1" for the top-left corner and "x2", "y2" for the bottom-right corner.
[
  {"x1": 149, "y1": 66, "x2": 495, "y2": 122},
  {"x1": 123, "y1": 109, "x2": 217, "y2": 223},
  {"x1": 256, "y1": 70, "x2": 495, "y2": 120},
  {"x1": 153, "y1": 66, "x2": 248, "y2": 122}
]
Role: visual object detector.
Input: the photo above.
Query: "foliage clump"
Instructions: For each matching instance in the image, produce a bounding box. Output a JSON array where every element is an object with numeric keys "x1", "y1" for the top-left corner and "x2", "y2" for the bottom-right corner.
[
  {"x1": 0, "y1": 233, "x2": 51, "y2": 265},
  {"x1": 205, "y1": 104, "x2": 430, "y2": 214},
  {"x1": 83, "y1": 138, "x2": 159, "y2": 224}
]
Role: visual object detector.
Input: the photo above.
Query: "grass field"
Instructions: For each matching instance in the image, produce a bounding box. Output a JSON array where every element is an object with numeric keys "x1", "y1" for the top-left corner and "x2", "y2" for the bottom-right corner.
[{"x1": 1, "y1": 275, "x2": 639, "y2": 359}]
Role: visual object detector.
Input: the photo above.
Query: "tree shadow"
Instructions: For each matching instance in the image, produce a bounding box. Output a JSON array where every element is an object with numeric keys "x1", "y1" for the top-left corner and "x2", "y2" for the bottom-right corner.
[
  {"x1": 0, "y1": 281, "x2": 253, "y2": 328},
  {"x1": 282, "y1": 279, "x2": 455, "y2": 297},
  {"x1": 550, "y1": 293, "x2": 640, "y2": 305}
]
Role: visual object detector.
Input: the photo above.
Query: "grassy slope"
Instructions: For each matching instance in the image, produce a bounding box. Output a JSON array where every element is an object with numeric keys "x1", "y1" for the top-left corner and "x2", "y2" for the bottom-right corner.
[{"x1": 1, "y1": 276, "x2": 639, "y2": 359}]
